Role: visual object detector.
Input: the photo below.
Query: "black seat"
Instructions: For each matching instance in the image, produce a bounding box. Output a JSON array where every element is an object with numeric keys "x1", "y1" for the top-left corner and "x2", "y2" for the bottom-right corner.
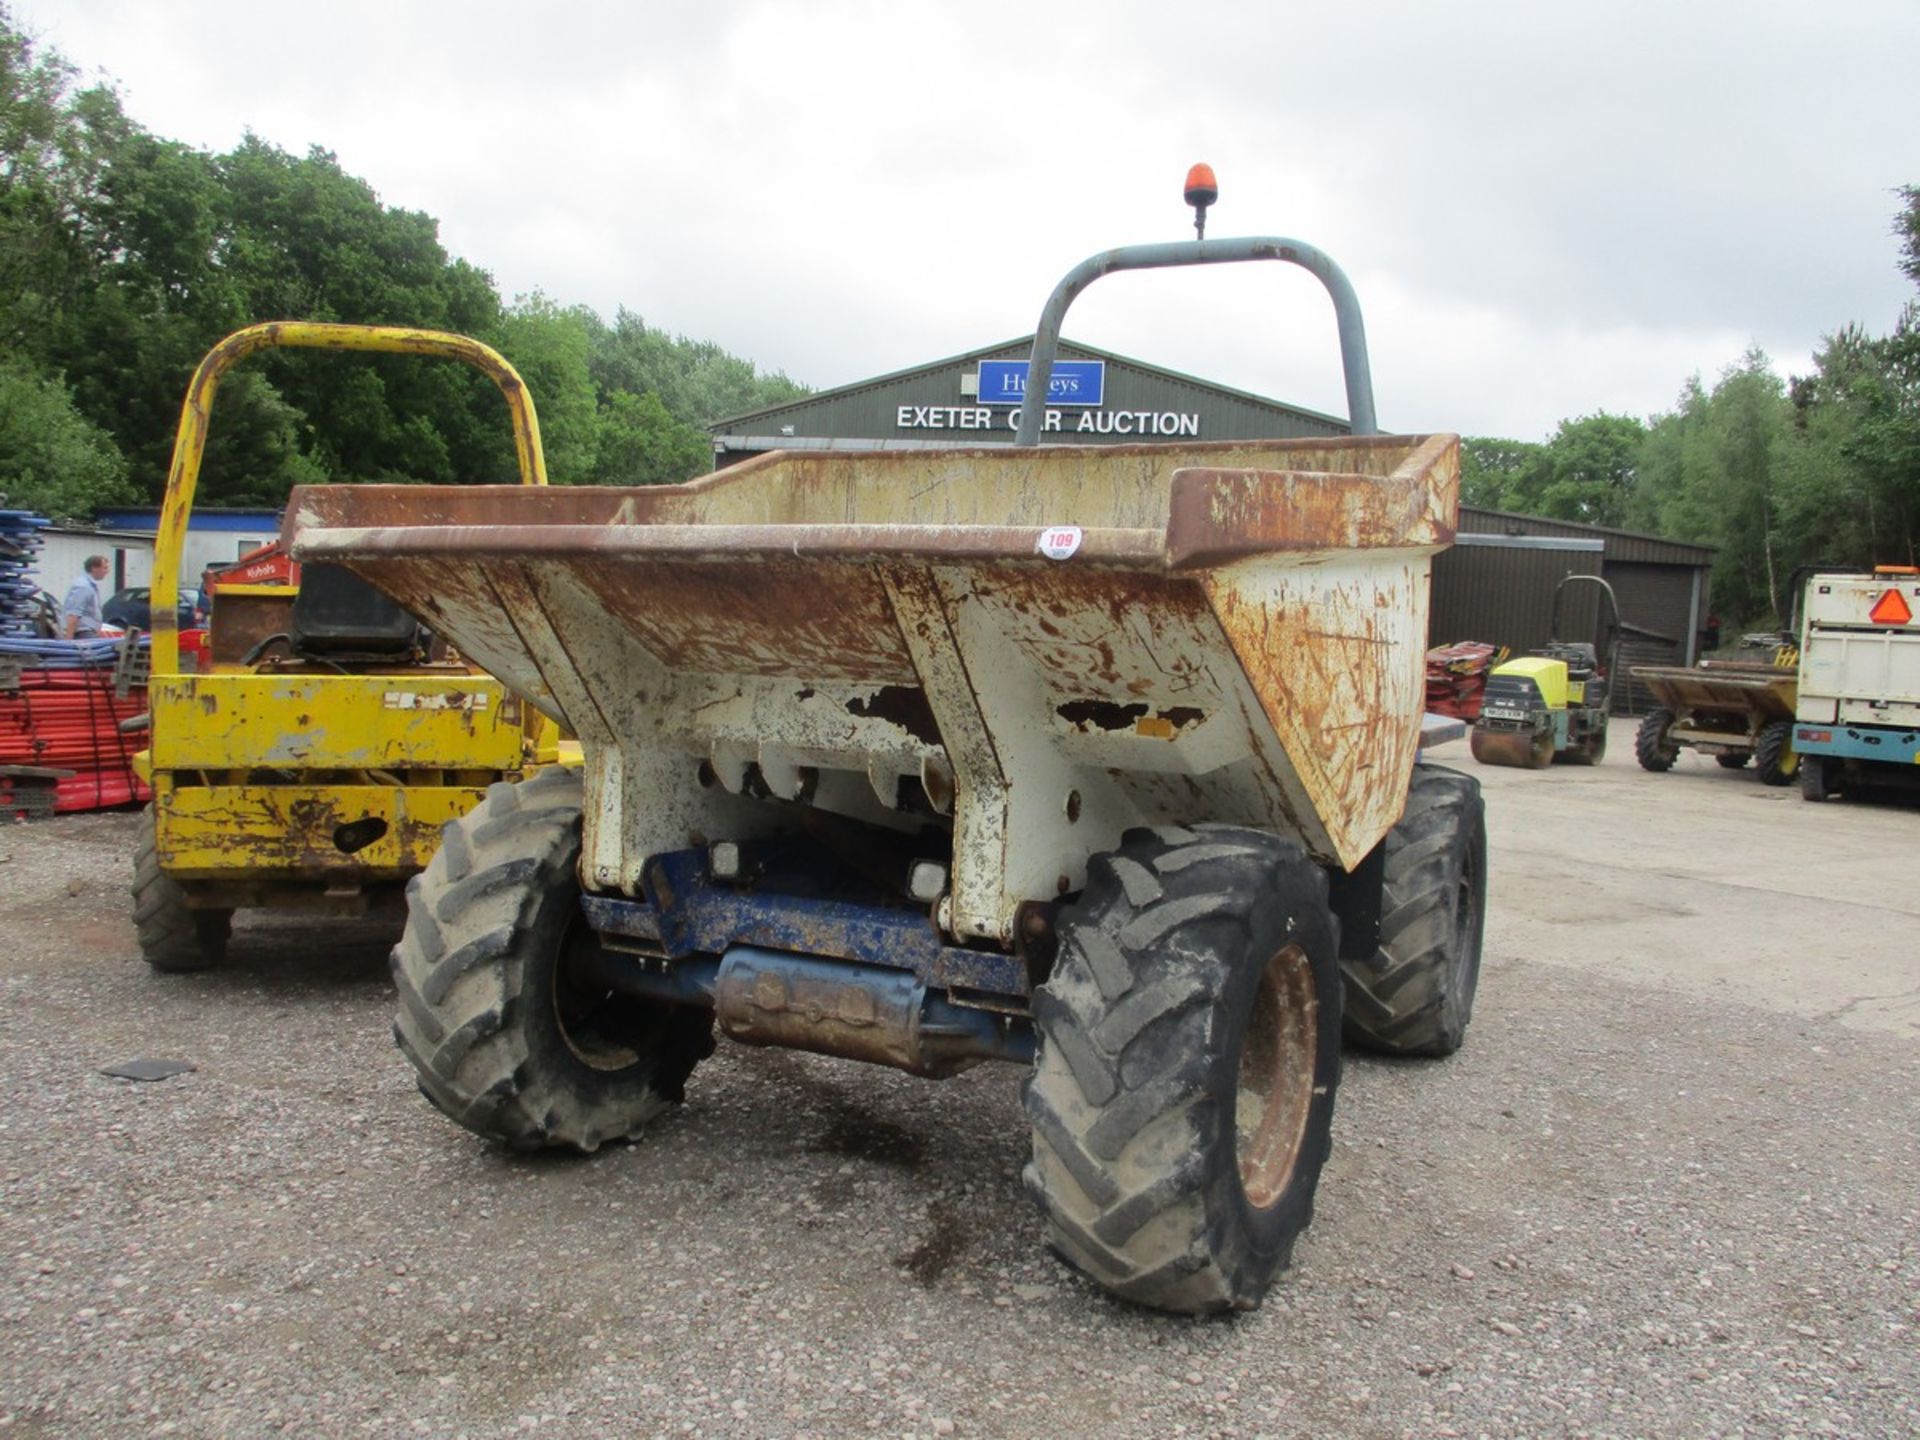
[
  {"x1": 1542, "y1": 641, "x2": 1598, "y2": 680},
  {"x1": 290, "y1": 563, "x2": 419, "y2": 656}
]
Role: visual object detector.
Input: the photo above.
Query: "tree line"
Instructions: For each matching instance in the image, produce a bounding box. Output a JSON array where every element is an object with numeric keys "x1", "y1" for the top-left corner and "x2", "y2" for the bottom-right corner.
[
  {"x1": 0, "y1": 8, "x2": 806, "y2": 523},
  {"x1": 1462, "y1": 189, "x2": 1919, "y2": 625}
]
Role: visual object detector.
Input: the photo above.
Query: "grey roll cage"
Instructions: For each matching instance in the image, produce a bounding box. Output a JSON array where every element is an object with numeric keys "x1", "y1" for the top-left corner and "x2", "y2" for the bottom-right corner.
[{"x1": 1012, "y1": 236, "x2": 1379, "y2": 446}]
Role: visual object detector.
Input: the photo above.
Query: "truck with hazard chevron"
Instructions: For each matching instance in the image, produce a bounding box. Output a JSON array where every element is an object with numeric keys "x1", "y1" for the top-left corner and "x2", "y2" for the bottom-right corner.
[{"x1": 1793, "y1": 566, "x2": 1920, "y2": 801}]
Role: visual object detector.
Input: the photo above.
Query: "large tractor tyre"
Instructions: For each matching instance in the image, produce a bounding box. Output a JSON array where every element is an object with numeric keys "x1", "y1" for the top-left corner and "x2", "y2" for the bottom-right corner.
[
  {"x1": 1340, "y1": 765, "x2": 1488, "y2": 1058},
  {"x1": 1715, "y1": 753, "x2": 1751, "y2": 770},
  {"x1": 391, "y1": 766, "x2": 714, "y2": 1152},
  {"x1": 1024, "y1": 827, "x2": 1342, "y2": 1315},
  {"x1": 1754, "y1": 720, "x2": 1799, "y2": 788},
  {"x1": 131, "y1": 806, "x2": 232, "y2": 973},
  {"x1": 1634, "y1": 708, "x2": 1679, "y2": 772}
]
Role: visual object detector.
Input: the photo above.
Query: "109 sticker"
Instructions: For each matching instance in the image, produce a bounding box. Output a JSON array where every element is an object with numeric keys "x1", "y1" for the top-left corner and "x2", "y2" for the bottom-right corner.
[{"x1": 1037, "y1": 525, "x2": 1084, "y2": 561}]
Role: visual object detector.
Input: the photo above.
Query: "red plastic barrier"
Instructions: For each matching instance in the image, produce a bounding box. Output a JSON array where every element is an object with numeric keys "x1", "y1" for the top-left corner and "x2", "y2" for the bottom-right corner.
[{"x1": 0, "y1": 664, "x2": 150, "y2": 813}]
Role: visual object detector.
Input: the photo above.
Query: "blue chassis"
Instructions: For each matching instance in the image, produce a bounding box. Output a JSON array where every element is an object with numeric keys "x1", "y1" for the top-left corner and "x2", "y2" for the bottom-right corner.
[{"x1": 578, "y1": 846, "x2": 1030, "y2": 1004}]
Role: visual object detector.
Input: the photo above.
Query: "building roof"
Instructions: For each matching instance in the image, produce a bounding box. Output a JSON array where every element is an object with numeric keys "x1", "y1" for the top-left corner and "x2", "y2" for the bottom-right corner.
[
  {"x1": 93, "y1": 506, "x2": 282, "y2": 534},
  {"x1": 1459, "y1": 506, "x2": 1716, "y2": 567},
  {"x1": 710, "y1": 335, "x2": 1349, "y2": 433}
]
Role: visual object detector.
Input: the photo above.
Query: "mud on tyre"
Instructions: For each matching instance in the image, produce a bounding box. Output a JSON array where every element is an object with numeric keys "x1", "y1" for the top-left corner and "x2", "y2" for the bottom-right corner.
[
  {"x1": 391, "y1": 766, "x2": 714, "y2": 1151},
  {"x1": 1023, "y1": 826, "x2": 1341, "y2": 1315},
  {"x1": 1339, "y1": 765, "x2": 1487, "y2": 1057}
]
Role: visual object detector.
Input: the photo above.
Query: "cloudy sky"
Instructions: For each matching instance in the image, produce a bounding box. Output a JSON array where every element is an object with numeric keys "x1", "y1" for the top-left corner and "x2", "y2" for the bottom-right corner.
[{"x1": 20, "y1": 0, "x2": 1919, "y2": 439}]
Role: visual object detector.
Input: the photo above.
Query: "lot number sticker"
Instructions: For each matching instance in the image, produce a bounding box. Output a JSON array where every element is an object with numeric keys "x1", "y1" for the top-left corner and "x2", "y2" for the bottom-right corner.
[{"x1": 1037, "y1": 525, "x2": 1084, "y2": 561}]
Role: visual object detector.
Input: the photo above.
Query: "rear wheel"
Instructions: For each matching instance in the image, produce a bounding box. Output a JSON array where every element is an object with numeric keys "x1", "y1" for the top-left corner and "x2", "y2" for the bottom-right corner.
[
  {"x1": 1635, "y1": 709, "x2": 1678, "y2": 772},
  {"x1": 1585, "y1": 719, "x2": 1608, "y2": 765},
  {"x1": 391, "y1": 767, "x2": 714, "y2": 1151},
  {"x1": 1024, "y1": 827, "x2": 1341, "y2": 1315},
  {"x1": 131, "y1": 806, "x2": 232, "y2": 973},
  {"x1": 1341, "y1": 766, "x2": 1487, "y2": 1057},
  {"x1": 1798, "y1": 753, "x2": 1835, "y2": 802},
  {"x1": 1557, "y1": 717, "x2": 1607, "y2": 765},
  {"x1": 1754, "y1": 720, "x2": 1799, "y2": 787}
]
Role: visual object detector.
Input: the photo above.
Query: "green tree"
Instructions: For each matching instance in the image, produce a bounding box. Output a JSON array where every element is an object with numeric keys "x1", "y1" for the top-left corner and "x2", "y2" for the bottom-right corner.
[
  {"x1": 0, "y1": 7, "x2": 102, "y2": 357},
  {"x1": 584, "y1": 308, "x2": 806, "y2": 427},
  {"x1": 1784, "y1": 317, "x2": 1919, "y2": 571},
  {"x1": 1458, "y1": 436, "x2": 1543, "y2": 510},
  {"x1": 1531, "y1": 413, "x2": 1647, "y2": 528},
  {"x1": 590, "y1": 390, "x2": 711, "y2": 486},
  {"x1": 212, "y1": 136, "x2": 511, "y2": 494},
  {"x1": 1640, "y1": 354, "x2": 1793, "y2": 621},
  {"x1": 0, "y1": 359, "x2": 135, "y2": 520},
  {"x1": 496, "y1": 294, "x2": 600, "y2": 483},
  {"x1": 1896, "y1": 184, "x2": 1920, "y2": 286}
]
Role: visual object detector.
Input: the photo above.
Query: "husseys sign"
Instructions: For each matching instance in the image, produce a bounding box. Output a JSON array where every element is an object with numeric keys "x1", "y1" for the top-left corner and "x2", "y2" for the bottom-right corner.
[{"x1": 893, "y1": 359, "x2": 1203, "y2": 438}]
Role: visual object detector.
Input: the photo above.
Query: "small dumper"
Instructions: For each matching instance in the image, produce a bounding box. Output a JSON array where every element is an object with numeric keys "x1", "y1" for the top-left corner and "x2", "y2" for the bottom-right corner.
[
  {"x1": 1630, "y1": 653, "x2": 1799, "y2": 783},
  {"x1": 132, "y1": 326, "x2": 558, "y2": 972},
  {"x1": 286, "y1": 224, "x2": 1487, "y2": 1314}
]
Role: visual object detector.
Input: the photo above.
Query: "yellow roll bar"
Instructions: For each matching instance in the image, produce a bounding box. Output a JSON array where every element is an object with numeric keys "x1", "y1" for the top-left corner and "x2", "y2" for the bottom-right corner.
[{"x1": 148, "y1": 322, "x2": 548, "y2": 677}]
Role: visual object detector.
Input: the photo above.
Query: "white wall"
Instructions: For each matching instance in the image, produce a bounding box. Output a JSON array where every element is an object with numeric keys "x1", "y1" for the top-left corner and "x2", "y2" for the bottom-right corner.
[
  {"x1": 36, "y1": 527, "x2": 280, "y2": 597},
  {"x1": 181, "y1": 531, "x2": 281, "y2": 587},
  {"x1": 37, "y1": 530, "x2": 153, "y2": 596}
]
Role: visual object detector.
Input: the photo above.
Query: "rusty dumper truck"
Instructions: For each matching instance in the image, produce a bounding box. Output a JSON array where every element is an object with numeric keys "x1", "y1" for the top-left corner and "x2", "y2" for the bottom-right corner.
[{"x1": 284, "y1": 229, "x2": 1485, "y2": 1314}]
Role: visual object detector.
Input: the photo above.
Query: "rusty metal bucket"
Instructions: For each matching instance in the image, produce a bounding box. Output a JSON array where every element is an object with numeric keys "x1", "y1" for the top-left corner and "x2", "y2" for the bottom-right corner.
[{"x1": 287, "y1": 433, "x2": 1458, "y2": 943}]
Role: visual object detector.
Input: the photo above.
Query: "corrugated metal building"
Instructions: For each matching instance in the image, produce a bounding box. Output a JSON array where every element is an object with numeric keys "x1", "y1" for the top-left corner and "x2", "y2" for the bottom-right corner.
[
  {"x1": 710, "y1": 344, "x2": 1714, "y2": 710},
  {"x1": 1447, "y1": 509, "x2": 1716, "y2": 711}
]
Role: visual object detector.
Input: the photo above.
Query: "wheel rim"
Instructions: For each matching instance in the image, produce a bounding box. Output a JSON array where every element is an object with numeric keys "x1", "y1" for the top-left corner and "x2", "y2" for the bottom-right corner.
[
  {"x1": 553, "y1": 922, "x2": 643, "y2": 1071},
  {"x1": 1236, "y1": 943, "x2": 1318, "y2": 1209}
]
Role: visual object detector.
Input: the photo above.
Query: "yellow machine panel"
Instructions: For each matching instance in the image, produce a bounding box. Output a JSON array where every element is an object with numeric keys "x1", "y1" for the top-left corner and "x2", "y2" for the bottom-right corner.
[
  {"x1": 149, "y1": 674, "x2": 526, "y2": 772},
  {"x1": 1497, "y1": 656, "x2": 1569, "y2": 710},
  {"x1": 154, "y1": 781, "x2": 491, "y2": 877}
]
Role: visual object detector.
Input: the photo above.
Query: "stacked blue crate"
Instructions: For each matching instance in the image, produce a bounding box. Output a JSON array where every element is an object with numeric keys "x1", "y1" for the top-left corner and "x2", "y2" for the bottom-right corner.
[{"x1": 0, "y1": 510, "x2": 50, "y2": 636}]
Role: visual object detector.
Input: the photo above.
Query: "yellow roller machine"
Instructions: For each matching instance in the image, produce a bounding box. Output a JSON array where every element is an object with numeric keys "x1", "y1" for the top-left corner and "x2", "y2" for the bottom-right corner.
[
  {"x1": 133, "y1": 324, "x2": 558, "y2": 972},
  {"x1": 1470, "y1": 574, "x2": 1621, "y2": 768}
]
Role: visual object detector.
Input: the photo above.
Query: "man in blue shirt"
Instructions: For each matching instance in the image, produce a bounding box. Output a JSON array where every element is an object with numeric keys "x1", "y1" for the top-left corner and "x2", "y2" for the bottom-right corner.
[{"x1": 62, "y1": 555, "x2": 109, "y2": 640}]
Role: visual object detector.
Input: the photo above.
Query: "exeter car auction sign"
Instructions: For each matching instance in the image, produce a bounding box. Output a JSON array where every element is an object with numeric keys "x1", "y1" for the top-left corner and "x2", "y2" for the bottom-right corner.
[{"x1": 891, "y1": 358, "x2": 1203, "y2": 438}]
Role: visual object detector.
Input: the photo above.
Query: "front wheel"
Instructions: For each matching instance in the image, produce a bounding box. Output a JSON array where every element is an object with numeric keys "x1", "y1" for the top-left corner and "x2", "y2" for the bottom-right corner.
[
  {"x1": 391, "y1": 767, "x2": 714, "y2": 1151},
  {"x1": 1754, "y1": 720, "x2": 1799, "y2": 787},
  {"x1": 1341, "y1": 766, "x2": 1487, "y2": 1057},
  {"x1": 1024, "y1": 827, "x2": 1341, "y2": 1315},
  {"x1": 1635, "y1": 709, "x2": 1678, "y2": 772}
]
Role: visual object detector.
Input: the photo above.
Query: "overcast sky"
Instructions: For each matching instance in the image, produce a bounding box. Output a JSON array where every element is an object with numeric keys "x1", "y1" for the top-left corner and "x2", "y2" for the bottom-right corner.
[{"x1": 20, "y1": 0, "x2": 1919, "y2": 439}]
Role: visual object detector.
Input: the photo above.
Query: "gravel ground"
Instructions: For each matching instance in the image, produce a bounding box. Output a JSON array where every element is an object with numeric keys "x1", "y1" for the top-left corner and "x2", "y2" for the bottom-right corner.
[{"x1": 1, "y1": 737, "x2": 1916, "y2": 1438}]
